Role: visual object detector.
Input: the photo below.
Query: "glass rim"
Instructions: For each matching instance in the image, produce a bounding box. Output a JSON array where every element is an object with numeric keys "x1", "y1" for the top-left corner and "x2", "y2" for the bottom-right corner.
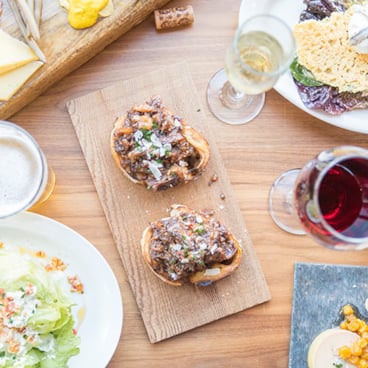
[
  {"x1": 0, "y1": 120, "x2": 47, "y2": 219},
  {"x1": 312, "y1": 146, "x2": 368, "y2": 246},
  {"x1": 233, "y1": 13, "x2": 296, "y2": 78}
]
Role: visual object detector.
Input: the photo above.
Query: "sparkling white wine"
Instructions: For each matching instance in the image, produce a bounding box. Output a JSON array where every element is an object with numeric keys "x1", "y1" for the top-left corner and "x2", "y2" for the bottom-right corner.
[{"x1": 226, "y1": 31, "x2": 284, "y2": 94}]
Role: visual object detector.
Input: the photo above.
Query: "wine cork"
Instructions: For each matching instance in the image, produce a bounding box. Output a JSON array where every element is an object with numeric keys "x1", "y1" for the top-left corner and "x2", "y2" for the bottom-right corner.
[{"x1": 154, "y1": 5, "x2": 194, "y2": 30}]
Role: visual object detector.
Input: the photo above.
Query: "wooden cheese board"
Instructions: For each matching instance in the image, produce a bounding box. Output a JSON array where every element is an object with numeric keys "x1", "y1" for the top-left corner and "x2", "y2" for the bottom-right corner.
[
  {"x1": 0, "y1": 0, "x2": 172, "y2": 119},
  {"x1": 66, "y1": 61, "x2": 271, "y2": 343}
]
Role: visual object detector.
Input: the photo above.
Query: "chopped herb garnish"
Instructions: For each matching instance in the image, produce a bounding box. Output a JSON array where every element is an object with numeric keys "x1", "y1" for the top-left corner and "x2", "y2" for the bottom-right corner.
[
  {"x1": 0, "y1": 352, "x2": 5, "y2": 357},
  {"x1": 152, "y1": 122, "x2": 158, "y2": 129},
  {"x1": 333, "y1": 364, "x2": 343, "y2": 368},
  {"x1": 194, "y1": 226, "x2": 206, "y2": 235},
  {"x1": 141, "y1": 128, "x2": 153, "y2": 141},
  {"x1": 197, "y1": 108, "x2": 201, "y2": 112}
]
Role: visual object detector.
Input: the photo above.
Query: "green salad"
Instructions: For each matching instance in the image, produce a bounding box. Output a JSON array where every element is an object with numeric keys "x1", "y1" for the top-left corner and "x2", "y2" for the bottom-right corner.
[{"x1": 0, "y1": 250, "x2": 80, "y2": 367}]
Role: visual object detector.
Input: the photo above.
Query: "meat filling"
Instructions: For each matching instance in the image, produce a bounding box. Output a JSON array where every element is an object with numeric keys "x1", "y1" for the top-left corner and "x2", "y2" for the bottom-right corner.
[
  {"x1": 149, "y1": 209, "x2": 238, "y2": 283},
  {"x1": 112, "y1": 96, "x2": 203, "y2": 191}
]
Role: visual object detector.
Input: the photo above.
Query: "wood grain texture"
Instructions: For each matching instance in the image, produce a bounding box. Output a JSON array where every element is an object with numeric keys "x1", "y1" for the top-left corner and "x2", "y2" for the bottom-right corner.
[
  {"x1": 0, "y1": 0, "x2": 172, "y2": 119},
  {"x1": 66, "y1": 62, "x2": 271, "y2": 343},
  {"x1": 8, "y1": 0, "x2": 368, "y2": 366}
]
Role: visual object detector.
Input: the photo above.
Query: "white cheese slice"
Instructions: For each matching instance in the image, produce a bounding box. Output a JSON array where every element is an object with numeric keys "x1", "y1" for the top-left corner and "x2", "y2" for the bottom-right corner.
[
  {"x1": 308, "y1": 328, "x2": 358, "y2": 368},
  {"x1": 0, "y1": 61, "x2": 43, "y2": 101},
  {"x1": 0, "y1": 29, "x2": 38, "y2": 75},
  {"x1": 203, "y1": 268, "x2": 220, "y2": 276}
]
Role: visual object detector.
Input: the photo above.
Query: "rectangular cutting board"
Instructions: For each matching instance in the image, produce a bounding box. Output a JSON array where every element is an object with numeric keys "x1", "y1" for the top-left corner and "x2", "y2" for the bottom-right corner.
[
  {"x1": 0, "y1": 0, "x2": 172, "y2": 119},
  {"x1": 66, "y1": 62, "x2": 271, "y2": 343}
]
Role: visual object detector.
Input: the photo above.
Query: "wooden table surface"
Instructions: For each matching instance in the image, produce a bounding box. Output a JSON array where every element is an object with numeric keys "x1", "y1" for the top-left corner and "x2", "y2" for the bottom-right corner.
[{"x1": 6, "y1": 0, "x2": 368, "y2": 367}]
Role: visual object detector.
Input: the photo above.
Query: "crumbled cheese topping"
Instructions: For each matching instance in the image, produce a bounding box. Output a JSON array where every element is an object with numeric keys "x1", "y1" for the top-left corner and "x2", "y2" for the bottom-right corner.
[{"x1": 0, "y1": 285, "x2": 56, "y2": 364}]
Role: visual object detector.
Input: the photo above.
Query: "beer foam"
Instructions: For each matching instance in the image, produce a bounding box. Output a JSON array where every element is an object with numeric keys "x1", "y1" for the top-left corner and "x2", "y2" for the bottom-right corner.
[{"x1": 0, "y1": 134, "x2": 44, "y2": 217}]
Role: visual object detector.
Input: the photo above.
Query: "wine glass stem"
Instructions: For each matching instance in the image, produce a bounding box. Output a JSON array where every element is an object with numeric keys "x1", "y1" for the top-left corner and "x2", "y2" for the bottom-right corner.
[{"x1": 220, "y1": 81, "x2": 252, "y2": 109}]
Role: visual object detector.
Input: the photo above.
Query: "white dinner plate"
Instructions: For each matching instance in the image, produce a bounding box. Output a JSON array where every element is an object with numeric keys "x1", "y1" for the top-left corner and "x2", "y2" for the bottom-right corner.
[
  {"x1": 0, "y1": 211, "x2": 123, "y2": 368},
  {"x1": 238, "y1": 0, "x2": 368, "y2": 134}
]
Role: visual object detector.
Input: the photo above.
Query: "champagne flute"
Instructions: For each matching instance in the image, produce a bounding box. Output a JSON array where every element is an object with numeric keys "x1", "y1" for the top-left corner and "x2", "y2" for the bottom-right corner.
[
  {"x1": 207, "y1": 14, "x2": 295, "y2": 125},
  {"x1": 269, "y1": 146, "x2": 368, "y2": 250}
]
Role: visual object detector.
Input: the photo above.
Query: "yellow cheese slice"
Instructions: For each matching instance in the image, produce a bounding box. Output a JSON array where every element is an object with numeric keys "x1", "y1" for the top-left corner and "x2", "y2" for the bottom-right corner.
[
  {"x1": 0, "y1": 29, "x2": 38, "y2": 75},
  {"x1": 0, "y1": 61, "x2": 43, "y2": 101}
]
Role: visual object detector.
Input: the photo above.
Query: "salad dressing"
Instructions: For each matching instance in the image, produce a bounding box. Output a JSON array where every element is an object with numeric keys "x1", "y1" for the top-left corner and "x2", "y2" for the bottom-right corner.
[{"x1": 0, "y1": 248, "x2": 82, "y2": 367}]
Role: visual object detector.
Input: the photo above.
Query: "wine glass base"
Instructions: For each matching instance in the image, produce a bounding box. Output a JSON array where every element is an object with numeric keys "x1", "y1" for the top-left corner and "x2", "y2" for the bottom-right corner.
[
  {"x1": 206, "y1": 68, "x2": 265, "y2": 125},
  {"x1": 269, "y1": 169, "x2": 306, "y2": 235}
]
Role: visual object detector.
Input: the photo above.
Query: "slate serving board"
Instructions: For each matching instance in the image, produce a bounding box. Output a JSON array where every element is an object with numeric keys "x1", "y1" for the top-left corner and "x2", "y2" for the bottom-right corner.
[
  {"x1": 0, "y1": 0, "x2": 172, "y2": 119},
  {"x1": 289, "y1": 262, "x2": 368, "y2": 368},
  {"x1": 66, "y1": 61, "x2": 271, "y2": 343}
]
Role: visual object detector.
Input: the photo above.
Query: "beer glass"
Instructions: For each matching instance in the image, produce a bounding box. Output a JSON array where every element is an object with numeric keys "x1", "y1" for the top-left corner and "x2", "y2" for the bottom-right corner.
[{"x1": 0, "y1": 120, "x2": 55, "y2": 219}]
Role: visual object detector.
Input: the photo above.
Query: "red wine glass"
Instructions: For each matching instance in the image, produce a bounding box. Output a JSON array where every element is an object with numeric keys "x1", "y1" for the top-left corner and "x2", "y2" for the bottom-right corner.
[{"x1": 269, "y1": 146, "x2": 368, "y2": 250}]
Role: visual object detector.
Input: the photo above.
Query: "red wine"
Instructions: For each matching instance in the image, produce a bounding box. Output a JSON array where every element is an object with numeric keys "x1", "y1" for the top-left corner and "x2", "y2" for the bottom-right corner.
[
  {"x1": 318, "y1": 163, "x2": 362, "y2": 233},
  {"x1": 295, "y1": 155, "x2": 368, "y2": 246}
]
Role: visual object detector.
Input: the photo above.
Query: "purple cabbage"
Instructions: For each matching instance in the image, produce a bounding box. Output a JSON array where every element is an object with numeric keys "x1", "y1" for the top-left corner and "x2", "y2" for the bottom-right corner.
[
  {"x1": 299, "y1": 0, "x2": 346, "y2": 21},
  {"x1": 294, "y1": 80, "x2": 368, "y2": 115}
]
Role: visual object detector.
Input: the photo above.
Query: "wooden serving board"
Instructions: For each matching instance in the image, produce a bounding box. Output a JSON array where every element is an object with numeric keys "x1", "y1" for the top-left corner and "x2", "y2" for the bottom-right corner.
[
  {"x1": 0, "y1": 0, "x2": 172, "y2": 119},
  {"x1": 66, "y1": 62, "x2": 271, "y2": 343}
]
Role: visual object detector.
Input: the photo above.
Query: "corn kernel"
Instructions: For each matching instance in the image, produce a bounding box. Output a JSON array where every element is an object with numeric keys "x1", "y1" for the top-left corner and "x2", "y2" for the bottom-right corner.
[
  {"x1": 339, "y1": 345, "x2": 352, "y2": 359},
  {"x1": 341, "y1": 321, "x2": 348, "y2": 330},
  {"x1": 351, "y1": 341, "x2": 363, "y2": 356},
  {"x1": 348, "y1": 355, "x2": 360, "y2": 364},
  {"x1": 358, "y1": 338, "x2": 368, "y2": 349},
  {"x1": 344, "y1": 305, "x2": 355, "y2": 316},
  {"x1": 359, "y1": 358, "x2": 368, "y2": 368},
  {"x1": 362, "y1": 349, "x2": 368, "y2": 360},
  {"x1": 349, "y1": 320, "x2": 361, "y2": 332},
  {"x1": 359, "y1": 324, "x2": 368, "y2": 335}
]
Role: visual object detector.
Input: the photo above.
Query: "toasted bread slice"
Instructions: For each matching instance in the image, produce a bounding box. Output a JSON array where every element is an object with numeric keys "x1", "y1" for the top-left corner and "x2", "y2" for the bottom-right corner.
[
  {"x1": 141, "y1": 204, "x2": 243, "y2": 286},
  {"x1": 111, "y1": 96, "x2": 209, "y2": 191}
]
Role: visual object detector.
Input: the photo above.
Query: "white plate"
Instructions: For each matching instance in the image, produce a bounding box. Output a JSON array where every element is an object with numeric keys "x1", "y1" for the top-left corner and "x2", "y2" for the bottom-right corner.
[
  {"x1": 238, "y1": 0, "x2": 368, "y2": 134},
  {"x1": 0, "y1": 211, "x2": 123, "y2": 368}
]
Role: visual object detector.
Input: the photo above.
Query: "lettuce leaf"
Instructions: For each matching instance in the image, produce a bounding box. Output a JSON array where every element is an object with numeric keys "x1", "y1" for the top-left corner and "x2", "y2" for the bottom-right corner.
[
  {"x1": 0, "y1": 251, "x2": 80, "y2": 367},
  {"x1": 290, "y1": 58, "x2": 324, "y2": 87}
]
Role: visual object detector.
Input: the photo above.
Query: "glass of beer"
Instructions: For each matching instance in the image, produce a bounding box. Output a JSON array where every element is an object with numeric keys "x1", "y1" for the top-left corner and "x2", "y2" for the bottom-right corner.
[{"x1": 0, "y1": 120, "x2": 55, "y2": 219}]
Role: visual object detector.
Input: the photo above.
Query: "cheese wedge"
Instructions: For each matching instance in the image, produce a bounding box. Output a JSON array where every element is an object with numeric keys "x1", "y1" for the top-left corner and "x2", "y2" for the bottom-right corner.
[
  {"x1": 0, "y1": 61, "x2": 43, "y2": 101},
  {"x1": 0, "y1": 29, "x2": 38, "y2": 75}
]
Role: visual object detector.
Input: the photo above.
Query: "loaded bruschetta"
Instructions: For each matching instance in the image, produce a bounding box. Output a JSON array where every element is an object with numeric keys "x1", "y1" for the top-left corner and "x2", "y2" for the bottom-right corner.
[
  {"x1": 141, "y1": 204, "x2": 243, "y2": 286},
  {"x1": 110, "y1": 96, "x2": 210, "y2": 191}
]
